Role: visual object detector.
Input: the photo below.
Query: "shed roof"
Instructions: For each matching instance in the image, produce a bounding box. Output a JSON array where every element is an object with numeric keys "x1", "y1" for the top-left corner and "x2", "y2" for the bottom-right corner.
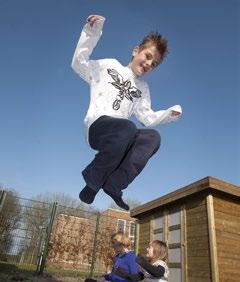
[{"x1": 130, "y1": 176, "x2": 239, "y2": 217}]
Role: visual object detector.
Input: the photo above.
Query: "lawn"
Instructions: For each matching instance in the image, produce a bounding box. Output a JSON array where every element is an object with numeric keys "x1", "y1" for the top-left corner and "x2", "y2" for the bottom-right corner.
[{"x1": 0, "y1": 261, "x2": 92, "y2": 281}]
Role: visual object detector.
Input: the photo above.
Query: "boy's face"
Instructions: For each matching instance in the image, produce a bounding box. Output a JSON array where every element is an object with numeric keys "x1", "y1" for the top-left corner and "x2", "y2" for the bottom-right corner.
[{"x1": 129, "y1": 44, "x2": 162, "y2": 77}]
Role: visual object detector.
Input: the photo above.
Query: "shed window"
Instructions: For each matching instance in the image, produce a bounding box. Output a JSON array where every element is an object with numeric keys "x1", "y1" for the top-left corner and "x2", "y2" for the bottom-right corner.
[
  {"x1": 117, "y1": 219, "x2": 126, "y2": 232},
  {"x1": 169, "y1": 211, "x2": 180, "y2": 226},
  {"x1": 153, "y1": 232, "x2": 163, "y2": 241},
  {"x1": 169, "y1": 248, "x2": 181, "y2": 263},
  {"x1": 152, "y1": 210, "x2": 183, "y2": 282},
  {"x1": 169, "y1": 268, "x2": 181, "y2": 282},
  {"x1": 153, "y1": 216, "x2": 163, "y2": 229},
  {"x1": 169, "y1": 229, "x2": 181, "y2": 243},
  {"x1": 152, "y1": 216, "x2": 163, "y2": 242},
  {"x1": 129, "y1": 221, "x2": 135, "y2": 239}
]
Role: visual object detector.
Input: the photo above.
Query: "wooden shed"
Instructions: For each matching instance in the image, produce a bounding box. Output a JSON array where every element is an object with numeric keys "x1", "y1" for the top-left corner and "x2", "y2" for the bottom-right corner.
[{"x1": 130, "y1": 176, "x2": 240, "y2": 282}]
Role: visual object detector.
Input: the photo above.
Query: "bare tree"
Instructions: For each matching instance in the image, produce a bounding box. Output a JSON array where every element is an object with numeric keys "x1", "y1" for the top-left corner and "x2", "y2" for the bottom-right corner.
[
  {"x1": 0, "y1": 188, "x2": 21, "y2": 261},
  {"x1": 95, "y1": 225, "x2": 115, "y2": 273},
  {"x1": 20, "y1": 192, "x2": 98, "y2": 268},
  {"x1": 32, "y1": 191, "x2": 98, "y2": 212},
  {"x1": 47, "y1": 214, "x2": 94, "y2": 269}
]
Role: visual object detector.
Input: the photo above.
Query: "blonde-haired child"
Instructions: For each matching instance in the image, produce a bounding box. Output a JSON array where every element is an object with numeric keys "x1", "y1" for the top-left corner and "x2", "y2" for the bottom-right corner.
[
  {"x1": 85, "y1": 231, "x2": 138, "y2": 282},
  {"x1": 138, "y1": 240, "x2": 169, "y2": 282},
  {"x1": 104, "y1": 232, "x2": 138, "y2": 282},
  {"x1": 116, "y1": 240, "x2": 169, "y2": 282}
]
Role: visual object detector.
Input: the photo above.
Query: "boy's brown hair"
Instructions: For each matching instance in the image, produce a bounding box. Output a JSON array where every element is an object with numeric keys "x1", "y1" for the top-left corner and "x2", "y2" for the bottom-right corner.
[
  {"x1": 139, "y1": 32, "x2": 168, "y2": 63},
  {"x1": 111, "y1": 231, "x2": 131, "y2": 248},
  {"x1": 151, "y1": 240, "x2": 168, "y2": 261}
]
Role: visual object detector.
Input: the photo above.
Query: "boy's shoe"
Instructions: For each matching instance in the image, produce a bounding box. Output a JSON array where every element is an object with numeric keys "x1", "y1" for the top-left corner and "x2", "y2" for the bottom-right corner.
[
  {"x1": 103, "y1": 190, "x2": 129, "y2": 211},
  {"x1": 79, "y1": 185, "x2": 97, "y2": 204}
]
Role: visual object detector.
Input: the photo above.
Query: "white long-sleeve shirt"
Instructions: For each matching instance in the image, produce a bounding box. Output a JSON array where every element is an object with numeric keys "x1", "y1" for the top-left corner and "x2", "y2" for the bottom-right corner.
[{"x1": 71, "y1": 17, "x2": 182, "y2": 142}]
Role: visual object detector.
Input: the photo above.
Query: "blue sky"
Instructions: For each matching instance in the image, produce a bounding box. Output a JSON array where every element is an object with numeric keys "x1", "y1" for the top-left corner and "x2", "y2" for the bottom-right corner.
[{"x1": 0, "y1": 0, "x2": 239, "y2": 209}]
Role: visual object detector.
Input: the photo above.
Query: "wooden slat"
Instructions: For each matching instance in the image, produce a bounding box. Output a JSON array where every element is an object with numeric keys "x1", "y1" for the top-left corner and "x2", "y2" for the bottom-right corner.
[
  {"x1": 186, "y1": 204, "x2": 207, "y2": 215},
  {"x1": 187, "y1": 248, "x2": 210, "y2": 257},
  {"x1": 153, "y1": 228, "x2": 163, "y2": 233},
  {"x1": 214, "y1": 198, "x2": 240, "y2": 216},
  {"x1": 185, "y1": 198, "x2": 206, "y2": 210},
  {"x1": 216, "y1": 229, "x2": 240, "y2": 241},
  {"x1": 168, "y1": 243, "x2": 181, "y2": 249},
  {"x1": 181, "y1": 205, "x2": 187, "y2": 282},
  {"x1": 217, "y1": 234, "x2": 240, "y2": 248},
  {"x1": 218, "y1": 250, "x2": 240, "y2": 260},
  {"x1": 188, "y1": 256, "x2": 212, "y2": 265},
  {"x1": 187, "y1": 216, "x2": 208, "y2": 225},
  {"x1": 187, "y1": 226, "x2": 208, "y2": 236},
  {"x1": 214, "y1": 210, "x2": 240, "y2": 225},
  {"x1": 169, "y1": 224, "x2": 180, "y2": 231},
  {"x1": 218, "y1": 273, "x2": 240, "y2": 282},
  {"x1": 218, "y1": 260, "x2": 240, "y2": 269},
  {"x1": 215, "y1": 218, "x2": 240, "y2": 234},
  {"x1": 168, "y1": 262, "x2": 181, "y2": 268},
  {"x1": 135, "y1": 220, "x2": 139, "y2": 254},
  {"x1": 207, "y1": 195, "x2": 219, "y2": 282},
  {"x1": 163, "y1": 210, "x2": 168, "y2": 242},
  {"x1": 150, "y1": 214, "x2": 154, "y2": 242},
  {"x1": 188, "y1": 272, "x2": 211, "y2": 282},
  {"x1": 188, "y1": 269, "x2": 211, "y2": 277},
  {"x1": 138, "y1": 219, "x2": 151, "y2": 254}
]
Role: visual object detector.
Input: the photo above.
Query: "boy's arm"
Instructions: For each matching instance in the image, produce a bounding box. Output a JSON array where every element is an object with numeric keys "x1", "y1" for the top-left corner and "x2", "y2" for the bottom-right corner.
[
  {"x1": 134, "y1": 83, "x2": 182, "y2": 127},
  {"x1": 136, "y1": 255, "x2": 165, "y2": 278},
  {"x1": 103, "y1": 273, "x2": 112, "y2": 281},
  {"x1": 114, "y1": 268, "x2": 144, "y2": 282},
  {"x1": 71, "y1": 15, "x2": 105, "y2": 83},
  {"x1": 127, "y1": 253, "x2": 139, "y2": 274}
]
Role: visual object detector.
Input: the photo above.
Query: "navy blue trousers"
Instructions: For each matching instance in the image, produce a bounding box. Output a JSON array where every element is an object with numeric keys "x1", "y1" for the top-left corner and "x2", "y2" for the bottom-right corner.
[{"x1": 82, "y1": 116, "x2": 161, "y2": 197}]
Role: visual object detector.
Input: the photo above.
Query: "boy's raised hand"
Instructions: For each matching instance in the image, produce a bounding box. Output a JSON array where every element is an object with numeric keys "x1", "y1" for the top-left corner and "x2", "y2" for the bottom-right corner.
[
  {"x1": 170, "y1": 110, "x2": 181, "y2": 117},
  {"x1": 87, "y1": 15, "x2": 105, "y2": 26}
]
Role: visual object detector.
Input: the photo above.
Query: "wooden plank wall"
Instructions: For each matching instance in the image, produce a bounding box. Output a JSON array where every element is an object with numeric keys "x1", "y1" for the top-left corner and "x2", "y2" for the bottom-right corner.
[
  {"x1": 186, "y1": 196, "x2": 211, "y2": 282},
  {"x1": 214, "y1": 194, "x2": 240, "y2": 282},
  {"x1": 137, "y1": 216, "x2": 151, "y2": 255}
]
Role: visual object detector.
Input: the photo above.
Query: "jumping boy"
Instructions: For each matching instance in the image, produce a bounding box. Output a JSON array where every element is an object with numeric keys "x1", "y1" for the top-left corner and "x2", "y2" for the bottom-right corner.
[{"x1": 71, "y1": 15, "x2": 182, "y2": 210}]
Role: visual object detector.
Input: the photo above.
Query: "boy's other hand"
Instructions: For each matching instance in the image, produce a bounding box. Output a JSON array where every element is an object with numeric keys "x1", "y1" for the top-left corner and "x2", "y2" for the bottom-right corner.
[
  {"x1": 114, "y1": 267, "x2": 128, "y2": 277},
  {"x1": 87, "y1": 15, "x2": 105, "y2": 26},
  {"x1": 170, "y1": 110, "x2": 181, "y2": 117},
  {"x1": 136, "y1": 254, "x2": 147, "y2": 266}
]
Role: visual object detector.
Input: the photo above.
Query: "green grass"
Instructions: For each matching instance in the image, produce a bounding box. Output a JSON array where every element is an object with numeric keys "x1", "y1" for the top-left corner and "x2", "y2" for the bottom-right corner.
[
  {"x1": 0, "y1": 261, "x2": 103, "y2": 279},
  {"x1": 0, "y1": 261, "x2": 36, "y2": 274},
  {"x1": 45, "y1": 266, "x2": 104, "y2": 278},
  {"x1": 45, "y1": 266, "x2": 90, "y2": 278}
]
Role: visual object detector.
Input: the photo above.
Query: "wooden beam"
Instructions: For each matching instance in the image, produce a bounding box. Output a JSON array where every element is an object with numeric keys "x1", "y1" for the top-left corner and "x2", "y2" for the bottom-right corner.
[
  {"x1": 207, "y1": 195, "x2": 219, "y2": 282},
  {"x1": 150, "y1": 214, "x2": 154, "y2": 242},
  {"x1": 181, "y1": 205, "x2": 187, "y2": 282},
  {"x1": 163, "y1": 210, "x2": 168, "y2": 242},
  {"x1": 135, "y1": 219, "x2": 139, "y2": 254}
]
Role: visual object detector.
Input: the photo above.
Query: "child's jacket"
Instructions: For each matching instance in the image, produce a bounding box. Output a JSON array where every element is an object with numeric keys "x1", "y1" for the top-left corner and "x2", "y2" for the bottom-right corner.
[
  {"x1": 71, "y1": 17, "x2": 182, "y2": 142},
  {"x1": 104, "y1": 251, "x2": 139, "y2": 282}
]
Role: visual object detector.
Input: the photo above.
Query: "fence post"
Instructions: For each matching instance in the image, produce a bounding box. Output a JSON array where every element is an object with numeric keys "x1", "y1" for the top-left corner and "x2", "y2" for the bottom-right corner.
[
  {"x1": 89, "y1": 212, "x2": 101, "y2": 278},
  {"x1": 0, "y1": 190, "x2": 7, "y2": 213},
  {"x1": 36, "y1": 201, "x2": 58, "y2": 275}
]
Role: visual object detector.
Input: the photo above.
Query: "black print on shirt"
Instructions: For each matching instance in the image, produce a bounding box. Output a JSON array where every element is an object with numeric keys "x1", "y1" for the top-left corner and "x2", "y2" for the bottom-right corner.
[{"x1": 107, "y1": 69, "x2": 142, "y2": 110}]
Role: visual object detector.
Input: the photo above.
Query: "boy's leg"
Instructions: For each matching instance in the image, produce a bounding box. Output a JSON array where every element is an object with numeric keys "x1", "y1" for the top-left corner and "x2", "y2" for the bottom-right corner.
[
  {"x1": 102, "y1": 129, "x2": 160, "y2": 195},
  {"x1": 80, "y1": 116, "x2": 137, "y2": 207}
]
